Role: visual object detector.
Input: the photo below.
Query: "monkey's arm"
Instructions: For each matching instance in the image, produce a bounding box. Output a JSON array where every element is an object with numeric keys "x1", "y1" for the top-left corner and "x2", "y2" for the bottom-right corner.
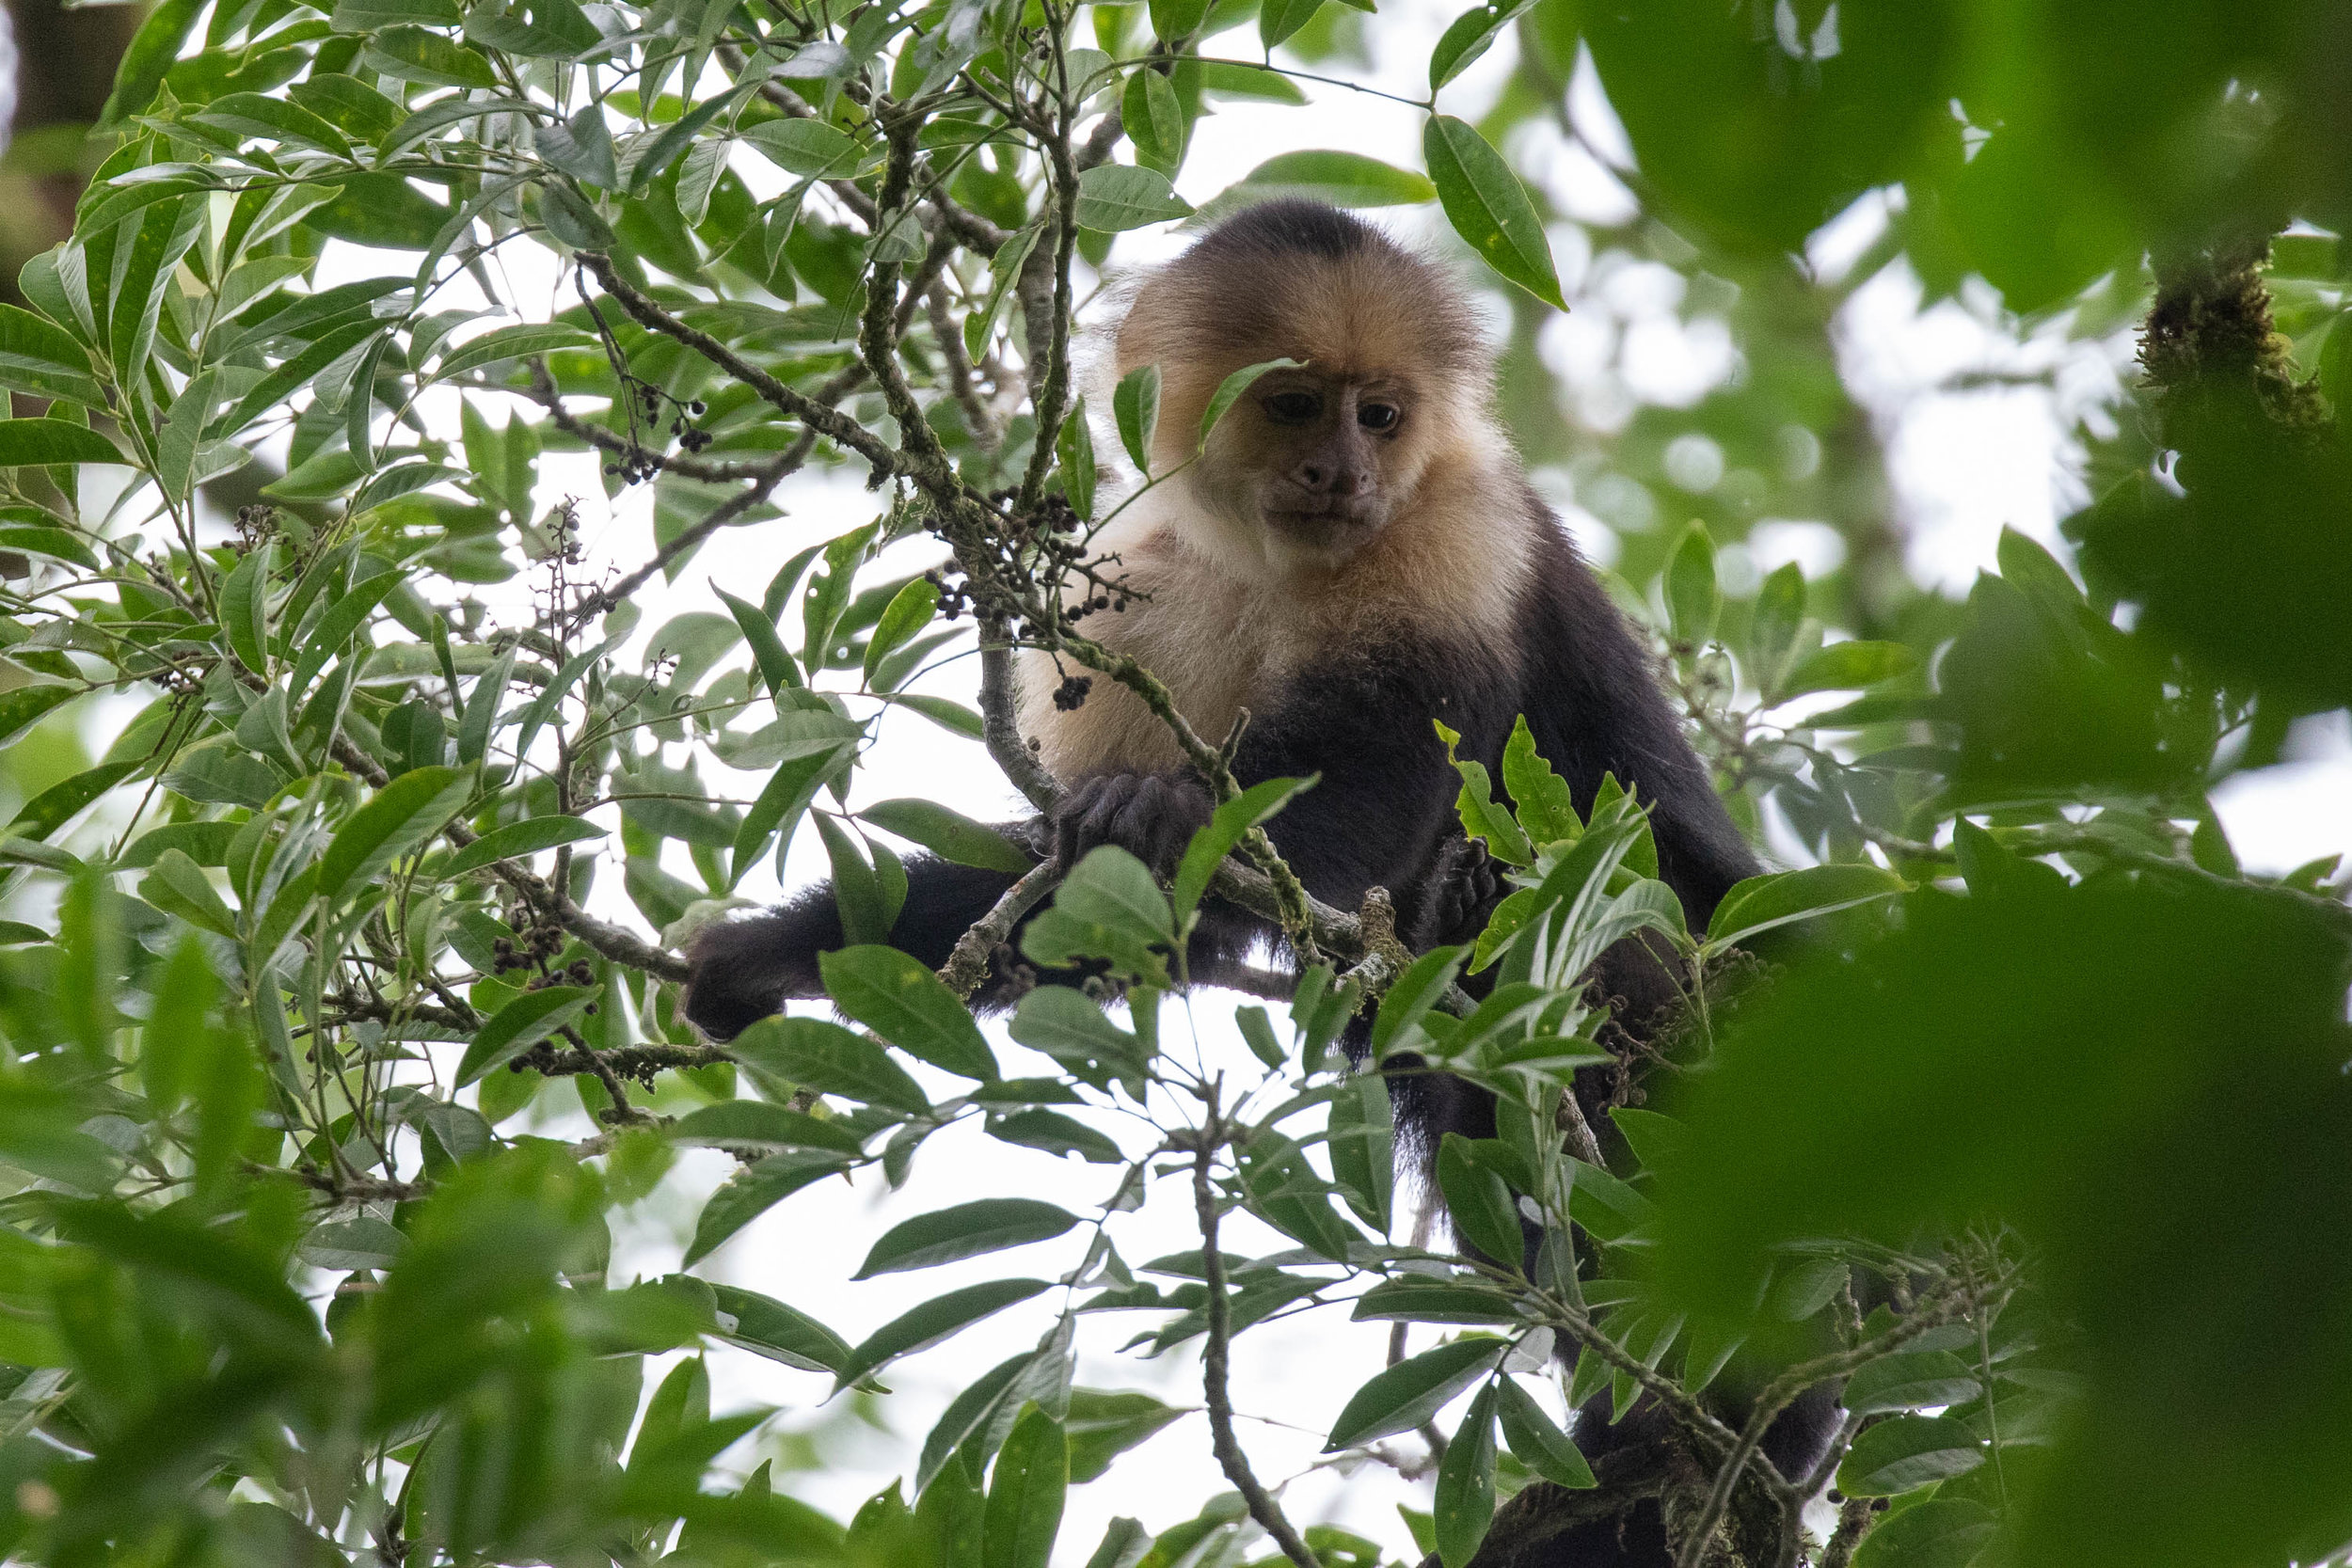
[
  {"x1": 1518, "y1": 552, "x2": 1760, "y2": 930},
  {"x1": 682, "y1": 853, "x2": 1024, "y2": 1040},
  {"x1": 1229, "y1": 643, "x2": 1498, "y2": 921}
]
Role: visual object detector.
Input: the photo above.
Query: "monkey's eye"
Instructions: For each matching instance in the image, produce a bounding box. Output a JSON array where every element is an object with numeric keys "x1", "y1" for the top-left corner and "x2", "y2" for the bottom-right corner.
[
  {"x1": 1358, "y1": 402, "x2": 1400, "y2": 433},
  {"x1": 1264, "y1": 391, "x2": 1322, "y2": 425}
]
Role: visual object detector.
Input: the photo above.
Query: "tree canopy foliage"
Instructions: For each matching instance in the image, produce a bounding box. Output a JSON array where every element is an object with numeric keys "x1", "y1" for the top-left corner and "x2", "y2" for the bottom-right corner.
[{"x1": 0, "y1": 0, "x2": 2345, "y2": 1563}]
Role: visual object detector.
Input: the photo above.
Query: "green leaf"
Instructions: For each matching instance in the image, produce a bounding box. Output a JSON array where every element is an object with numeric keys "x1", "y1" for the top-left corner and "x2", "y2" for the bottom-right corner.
[
  {"x1": 431, "y1": 323, "x2": 597, "y2": 382},
  {"x1": 630, "y1": 81, "x2": 757, "y2": 190},
  {"x1": 330, "y1": 0, "x2": 461, "y2": 29},
  {"x1": 1779, "y1": 640, "x2": 1918, "y2": 699},
  {"x1": 1259, "y1": 0, "x2": 1325, "y2": 49},
  {"x1": 820, "y1": 945, "x2": 999, "y2": 1081},
  {"x1": 456, "y1": 983, "x2": 596, "y2": 1085},
  {"x1": 1842, "y1": 1351, "x2": 1982, "y2": 1416},
  {"x1": 218, "y1": 540, "x2": 275, "y2": 676},
  {"x1": 1325, "y1": 1337, "x2": 1503, "y2": 1449},
  {"x1": 983, "y1": 1404, "x2": 1068, "y2": 1568},
  {"x1": 1500, "y1": 716, "x2": 1580, "y2": 847},
  {"x1": 894, "y1": 693, "x2": 986, "y2": 739},
  {"x1": 1433, "y1": 1382, "x2": 1498, "y2": 1568},
  {"x1": 1748, "y1": 562, "x2": 1805, "y2": 689},
  {"x1": 859, "y1": 798, "x2": 1033, "y2": 875},
  {"x1": 289, "y1": 567, "x2": 406, "y2": 698},
  {"x1": 988, "y1": 1108, "x2": 1124, "y2": 1164},
  {"x1": 100, "y1": 0, "x2": 205, "y2": 124},
  {"x1": 669, "y1": 1101, "x2": 867, "y2": 1155},
  {"x1": 1236, "y1": 1004, "x2": 1285, "y2": 1069},
  {"x1": 1121, "y1": 69, "x2": 1187, "y2": 174},
  {"x1": 1327, "y1": 1071, "x2": 1394, "y2": 1233},
  {"x1": 316, "y1": 765, "x2": 471, "y2": 903},
  {"x1": 1350, "y1": 1278, "x2": 1522, "y2": 1326},
  {"x1": 1073, "y1": 165, "x2": 1194, "y2": 232},
  {"x1": 363, "y1": 24, "x2": 499, "y2": 87},
  {"x1": 1198, "y1": 357, "x2": 1302, "y2": 448},
  {"x1": 684, "y1": 1152, "x2": 847, "y2": 1266},
  {"x1": 1704, "y1": 863, "x2": 1906, "y2": 947},
  {"x1": 854, "y1": 1199, "x2": 1081, "y2": 1278},
  {"x1": 863, "y1": 579, "x2": 942, "y2": 685},
  {"x1": 437, "y1": 816, "x2": 605, "y2": 877},
  {"x1": 1430, "y1": 0, "x2": 1536, "y2": 90},
  {"x1": 1149, "y1": 0, "x2": 1209, "y2": 41},
  {"x1": 0, "y1": 686, "x2": 75, "y2": 752},
  {"x1": 717, "y1": 585, "x2": 803, "y2": 697},
  {"x1": 730, "y1": 739, "x2": 852, "y2": 886},
  {"x1": 833, "y1": 1278, "x2": 1053, "y2": 1390},
  {"x1": 1665, "y1": 520, "x2": 1719, "y2": 646},
  {"x1": 139, "y1": 847, "x2": 240, "y2": 941},
  {"x1": 1493, "y1": 1375, "x2": 1596, "y2": 1488},
  {"x1": 464, "y1": 0, "x2": 603, "y2": 58},
  {"x1": 1835, "y1": 1415, "x2": 1983, "y2": 1497},
  {"x1": 1849, "y1": 1498, "x2": 1999, "y2": 1568},
  {"x1": 1233, "y1": 149, "x2": 1438, "y2": 208},
  {"x1": 1065, "y1": 1390, "x2": 1186, "y2": 1483},
  {"x1": 1170, "y1": 775, "x2": 1308, "y2": 921},
  {"x1": 0, "y1": 420, "x2": 119, "y2": 467},
  {"x1": 730, "y1": 1014, "x2": 930, "y2": 1114},
  {"x1": 457, "y1": 643, "x2": 519, "y2": 767},
  {"x1": 1370, "y1": 945, "x2": 1465, "y2": 1058},
  {"x1": 10, "y1": 761, "x2": 138, "y2": 843},
  {"x1": 0, "y1": 306, "x2": 103, "y2": 406},
  {"x1": 1422, "y1": 115, "x2": 1565, "y2": 309},
  {"x1": 707, "y1": 1281, "x2": 854, "y2": 1372},
  {"x1": 1056, "y1": 404, "x2": 1097, "y2": 520},
  {"x1": 1007, "y1": 989, "x2": 1148, "y2": 1097},
  {"x1": 190, "y1": 92, "x2": 356, "y2": 158},
  {"x1": 743, "y1": 118, "x2": 866, "y2": 177},
  {"x1": 1436, "y1": 1133, "x2": 1522, "y2": 1265},
  {"x1": 1055, "y1": 846, "x2": 1175, "y2": 945},
  {"x1": 817, "y1": 814, "x2": 887, "y2": 947},
  {"x1": 535, "y1": 103, "x2": 621, "y2": 188},
  {"x1": 1111, "y1": 364, "x2": 1163, "y2": 472}
]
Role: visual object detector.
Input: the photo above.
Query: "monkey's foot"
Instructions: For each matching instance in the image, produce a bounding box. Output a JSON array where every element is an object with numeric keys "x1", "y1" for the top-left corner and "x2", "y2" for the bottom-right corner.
[
  {"x1": 1055, "y1": 771, "x2": 1215, "y2": 877},
  {"x1": 1422, "y1": 835, "x2": 1503, "y2": 948}
]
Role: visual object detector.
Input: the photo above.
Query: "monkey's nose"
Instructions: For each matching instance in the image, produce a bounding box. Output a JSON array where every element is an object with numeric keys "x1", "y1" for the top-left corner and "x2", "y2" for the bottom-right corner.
[{"x1": 1290, "y1": 461, "x2": 1369, "y2": 496}]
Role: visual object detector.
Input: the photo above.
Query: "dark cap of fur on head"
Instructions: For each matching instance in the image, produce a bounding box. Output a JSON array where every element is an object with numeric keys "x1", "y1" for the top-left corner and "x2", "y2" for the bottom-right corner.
[
  {"x1": 1181, "y1": 198, "x2": 1391, "y2": 264},
  {"x1": 1118, "y1": 198, "x2": 1489, "y2": 400}
]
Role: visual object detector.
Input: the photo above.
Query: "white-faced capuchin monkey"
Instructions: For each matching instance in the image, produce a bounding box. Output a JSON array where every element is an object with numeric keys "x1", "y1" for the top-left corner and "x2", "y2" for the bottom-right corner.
[
  {"x1": 685, "y1": 200, "x2": 1832, "y2": 1560},
  {"x1": 686, "y1": 198, "x2": 1758, "y2": 1034}
]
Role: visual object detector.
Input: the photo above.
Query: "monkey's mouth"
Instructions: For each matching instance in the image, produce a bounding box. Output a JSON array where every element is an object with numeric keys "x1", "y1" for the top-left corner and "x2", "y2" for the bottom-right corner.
[{"x1": 1265, "y1": 499, "x2": 1382, "y2": 536}]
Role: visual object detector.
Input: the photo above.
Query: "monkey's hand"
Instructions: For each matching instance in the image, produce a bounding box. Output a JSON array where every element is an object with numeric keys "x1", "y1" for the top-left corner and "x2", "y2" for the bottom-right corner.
[
  {"x1": 1419, "y1": 835, "x2": 1503, "y2": 949},
  {"x1": 1055, "y1": 771, "x2": 1216, "y2": 879}
]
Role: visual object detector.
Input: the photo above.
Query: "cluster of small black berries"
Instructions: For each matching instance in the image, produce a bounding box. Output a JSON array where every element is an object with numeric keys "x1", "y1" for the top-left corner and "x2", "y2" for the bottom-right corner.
[
  {"x1": 1051, "y1": 673, "x2": 1092, "y2": 711},
  {"x1": 545, "y1": 497, "x2": 587, "y2": 566},
  {"x1": 604, "y1": 446, "x2": 663, "y2": 484},
  {"x1": 923, "y1": 566, "x2": 976, "y2": 621},
  {"x1": 232, "y1": 504, "x2": 276, "y2": 554},
  {"x1": 601, "y1": 380, "x2": 715, "y2": 482},
  {"x1": 489, "y1": 921, "x2": 564, "y2": 975},
  {"x1": 1067, "y1": 591, "x2": 1129, "y2": 620}
]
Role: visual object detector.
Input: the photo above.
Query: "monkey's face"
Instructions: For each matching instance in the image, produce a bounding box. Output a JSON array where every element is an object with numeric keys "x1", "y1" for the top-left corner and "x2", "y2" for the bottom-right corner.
[{"x1": 1191, "y1": 367, "x2": 1434, "y2": 568}]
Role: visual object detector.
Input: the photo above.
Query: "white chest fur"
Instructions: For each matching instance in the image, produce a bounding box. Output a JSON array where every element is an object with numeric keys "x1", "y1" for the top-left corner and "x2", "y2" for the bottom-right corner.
[{"x1": 1018, "y1": 460, "x2": 1536, "y2": 784}]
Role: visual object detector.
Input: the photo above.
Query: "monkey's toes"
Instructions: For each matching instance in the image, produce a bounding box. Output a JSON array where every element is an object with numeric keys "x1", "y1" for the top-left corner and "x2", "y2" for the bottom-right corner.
[{"x1": 1055, "y1": 772, "x2": 1214, "y2": 876}]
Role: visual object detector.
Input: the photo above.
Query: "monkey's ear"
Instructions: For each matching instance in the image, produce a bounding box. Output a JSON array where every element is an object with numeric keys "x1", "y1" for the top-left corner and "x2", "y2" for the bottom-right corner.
[{"x1": 681, "y1": 899, "x2": 839, "y2": 1041}]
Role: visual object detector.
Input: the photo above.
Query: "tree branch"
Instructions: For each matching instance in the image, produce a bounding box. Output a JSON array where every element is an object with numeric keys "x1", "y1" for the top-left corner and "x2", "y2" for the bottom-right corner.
[{"x1": 1193, "y1": 1101, "x2": 1321, "y2": 1568}]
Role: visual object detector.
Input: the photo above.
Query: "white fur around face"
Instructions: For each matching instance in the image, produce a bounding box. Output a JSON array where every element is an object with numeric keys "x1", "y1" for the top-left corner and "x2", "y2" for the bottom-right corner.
[{"x1": 1020, "y1": 428, "x2": 1539, "y2": 783}]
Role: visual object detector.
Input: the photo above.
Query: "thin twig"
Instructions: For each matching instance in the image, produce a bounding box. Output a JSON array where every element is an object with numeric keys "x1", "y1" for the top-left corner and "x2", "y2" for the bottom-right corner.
[{"x1": 1192, "y1": 1093, "x2": 1321, "y2": 1568}]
